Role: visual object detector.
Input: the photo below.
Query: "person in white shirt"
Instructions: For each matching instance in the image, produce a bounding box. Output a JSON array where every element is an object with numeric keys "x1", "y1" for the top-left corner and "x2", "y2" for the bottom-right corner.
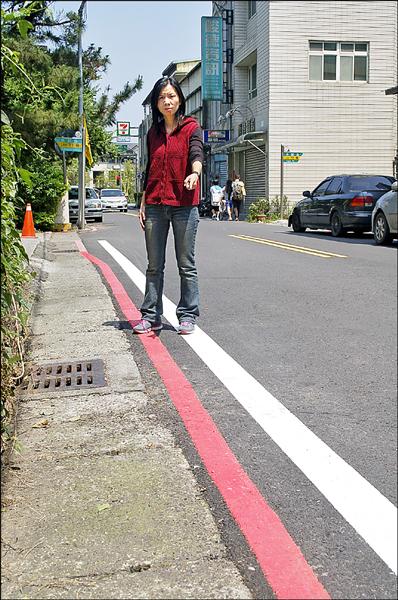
[{"x1": 209, "y1": 178, "x2": 224, "y2": 220}]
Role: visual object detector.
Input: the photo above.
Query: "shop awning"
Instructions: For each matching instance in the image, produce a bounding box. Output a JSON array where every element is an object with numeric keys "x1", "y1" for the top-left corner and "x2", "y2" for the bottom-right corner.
[{"x1": 211, "y1": 131, "x2": 267, "y2": 154}]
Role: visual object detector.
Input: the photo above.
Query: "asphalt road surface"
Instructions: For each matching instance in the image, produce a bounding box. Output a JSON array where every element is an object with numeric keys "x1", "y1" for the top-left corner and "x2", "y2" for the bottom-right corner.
[{"x1": 80, "y1": 210, "x2": 397, "y2": 600}]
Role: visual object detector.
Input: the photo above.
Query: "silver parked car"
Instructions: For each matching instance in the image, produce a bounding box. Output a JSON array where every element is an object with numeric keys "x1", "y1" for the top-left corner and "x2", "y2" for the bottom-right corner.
[
  {"x1": 372, "y1": 181, "x2": 397, "y2": 245},
  {"x1": 100, "y1": 188, "x2": 128, "y2": 212},
  {"x1": 68, "y1": 186, "x2": 103, "y2": 223}
]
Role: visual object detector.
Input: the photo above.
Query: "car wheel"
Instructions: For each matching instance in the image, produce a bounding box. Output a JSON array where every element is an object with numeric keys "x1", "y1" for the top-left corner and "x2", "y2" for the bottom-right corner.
[
  {"x1": 292, "y1": 211, "x2": 306, "y2": 233},
  {"x1": 374, "y1": 211, "x2": 393, "y2": 245},
  {"x1": 330, "y1": 212, "x2": 345, "y2": 237}
]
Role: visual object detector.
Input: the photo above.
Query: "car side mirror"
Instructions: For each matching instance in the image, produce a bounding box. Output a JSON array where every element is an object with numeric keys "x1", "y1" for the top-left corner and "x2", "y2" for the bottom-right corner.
[
  {"x1": 303, "y1": 190, "x2": 311, "y2": 198},
  {"x1": 391, "y1": 181, "x2": 398, "y2": 192}
]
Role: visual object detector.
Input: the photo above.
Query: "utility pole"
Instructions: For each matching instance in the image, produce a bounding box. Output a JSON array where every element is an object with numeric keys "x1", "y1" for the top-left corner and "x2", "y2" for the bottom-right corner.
[
  {"x1": 280, "y1": 144, "x2": 284, "y2": 219},
  {"x1": 77, "y1": 0, "x2": 87, "y2": 230}
]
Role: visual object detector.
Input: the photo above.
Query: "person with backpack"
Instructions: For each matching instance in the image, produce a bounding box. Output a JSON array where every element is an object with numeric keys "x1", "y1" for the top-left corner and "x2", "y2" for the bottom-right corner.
[
  {"x1": 209, "y1": 178, "x2": 224, "y2": 220},
  {"x1": 232, "y1": 174, "x2": 246, "y2": 221},
  {"x1": 222, "y1": 179, "x2": 233, "y2": 221}
]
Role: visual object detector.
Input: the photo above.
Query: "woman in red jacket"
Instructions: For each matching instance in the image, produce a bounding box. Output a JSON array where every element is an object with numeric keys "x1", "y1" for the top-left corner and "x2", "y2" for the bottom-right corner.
[{"x1": 133, "y1": 76, "x2": 203, "y2": 335}]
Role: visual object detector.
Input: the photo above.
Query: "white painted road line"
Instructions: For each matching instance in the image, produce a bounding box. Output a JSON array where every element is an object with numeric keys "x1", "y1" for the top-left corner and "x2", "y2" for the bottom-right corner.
[{"x1": 98, "y1": 239, "x2": 397, "y2": 574}]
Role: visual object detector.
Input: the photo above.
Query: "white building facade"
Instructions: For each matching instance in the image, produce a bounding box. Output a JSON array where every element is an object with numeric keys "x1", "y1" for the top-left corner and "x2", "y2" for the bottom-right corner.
[{"x1": 211, "y1": 0, "x2": 397, "y2": 212}]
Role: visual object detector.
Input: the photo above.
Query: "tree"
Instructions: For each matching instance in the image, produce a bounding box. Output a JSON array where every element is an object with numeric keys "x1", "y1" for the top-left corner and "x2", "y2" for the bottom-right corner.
[
  {"x1": 122, "y1": 160, "x2": 137, "y2": 200},
  {"x1": 2, "y1": 0, "x2": 143, "y2": 164},
  {"x1": 1, "y1": 0, "x2": 143, "y2": 221}
]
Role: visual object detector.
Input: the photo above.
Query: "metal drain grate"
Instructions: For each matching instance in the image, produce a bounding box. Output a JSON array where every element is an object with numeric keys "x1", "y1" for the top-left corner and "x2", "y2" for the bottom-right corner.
[{"x1": 22, "y1": 359, "x2": 106, "y2": 393}]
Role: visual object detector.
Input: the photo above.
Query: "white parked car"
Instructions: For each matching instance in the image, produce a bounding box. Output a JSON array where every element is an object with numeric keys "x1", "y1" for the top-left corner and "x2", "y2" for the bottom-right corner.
[
  {"x1": 371, "y1": 180, "x2": 397, "y2": 245},
  {"x1": 100, "y1": 188, "x2": 128, "y2": 212},
  {"x1": 68, "y1": 186, "x2": 103, "y2": 223}
]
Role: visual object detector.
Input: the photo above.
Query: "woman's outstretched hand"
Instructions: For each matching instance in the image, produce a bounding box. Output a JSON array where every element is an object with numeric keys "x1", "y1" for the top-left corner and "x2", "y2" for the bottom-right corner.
[{"x1": 184, "y1": 172, "x2": 199, "y2": 190}]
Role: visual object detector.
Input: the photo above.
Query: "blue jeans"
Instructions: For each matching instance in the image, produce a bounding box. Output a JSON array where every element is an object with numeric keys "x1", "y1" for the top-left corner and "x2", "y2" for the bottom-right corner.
[{"x1": 141, "y1": 204, "x2": 200, "y2": 324}]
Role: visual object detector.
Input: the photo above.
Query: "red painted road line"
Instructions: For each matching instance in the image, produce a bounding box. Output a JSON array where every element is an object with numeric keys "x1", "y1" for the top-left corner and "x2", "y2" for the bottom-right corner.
[{"x1": 77, "y1": 241, "x2": 330, "y2": 600}]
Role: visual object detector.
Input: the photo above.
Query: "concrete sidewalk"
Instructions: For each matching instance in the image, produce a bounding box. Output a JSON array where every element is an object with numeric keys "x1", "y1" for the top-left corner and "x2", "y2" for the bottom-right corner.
[{"x1": 1, "y1": 232, "x2": 252, "y2": 599}]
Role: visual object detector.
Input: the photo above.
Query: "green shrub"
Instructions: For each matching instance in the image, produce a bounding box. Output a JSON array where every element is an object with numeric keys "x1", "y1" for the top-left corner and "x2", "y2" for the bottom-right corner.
[
  {"x1": 270, "y1": 194, "x2": 289, "y2": 218},
  {"x1": 34, "y1": 212, "x2": 56, "y2": 231},
  {"x1": 247, "y1": 197, "x2": 270, "y2": 222},
  {"x1": 17, "y1": 153, "x2": 66, "y2": 230},
  {"x1": 1, "y1": 119, "x2": 32, "y2": 447}
]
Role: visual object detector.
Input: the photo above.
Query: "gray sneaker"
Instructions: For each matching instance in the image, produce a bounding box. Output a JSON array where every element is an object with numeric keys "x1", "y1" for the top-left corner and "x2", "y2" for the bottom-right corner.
[
  {"x1": 177, "y1": 321, "x2": 195, "y2": 335},
  {"x1": 133, "y1": 319, "x2": 162, "y2": 334}
]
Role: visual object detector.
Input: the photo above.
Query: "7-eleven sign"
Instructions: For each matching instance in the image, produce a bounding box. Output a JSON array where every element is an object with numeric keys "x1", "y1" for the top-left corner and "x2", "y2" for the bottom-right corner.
[{"x1": 117, "y1": 121, "x2": 130, "y2": 136}]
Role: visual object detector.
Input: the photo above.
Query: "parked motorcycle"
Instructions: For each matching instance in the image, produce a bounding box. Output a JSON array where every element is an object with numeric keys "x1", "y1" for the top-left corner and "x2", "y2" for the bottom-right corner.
[{"x1": 198, "y1": 196, "x2": 212, "y2": 217}]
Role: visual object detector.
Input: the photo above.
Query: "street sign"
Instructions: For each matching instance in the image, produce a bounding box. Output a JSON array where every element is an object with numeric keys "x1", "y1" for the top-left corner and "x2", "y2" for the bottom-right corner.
[
  {"x1": 54, "y1": 137, "x2": 82, "y2": 153},
  {"x1": 112, "y1": 136, "x2": 136, "y2": 144},
  {"x1": 54, "y1": 129, "x2": 76, "y2": 157},
  {"x1": 283, "y1": 151, "x2": 303, "y2": 162},
  {"x1": 117, "y1": 121, "x2": 130, "y2": 136},
  {"x1": 203, "y1": 129, "x2": 230, "y2": 143}
]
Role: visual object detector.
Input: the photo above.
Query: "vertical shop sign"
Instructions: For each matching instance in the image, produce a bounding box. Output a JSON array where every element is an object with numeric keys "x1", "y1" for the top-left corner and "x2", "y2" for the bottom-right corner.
[{"x1": 201, "y1": 16, "x2": 223, "y2": 100}]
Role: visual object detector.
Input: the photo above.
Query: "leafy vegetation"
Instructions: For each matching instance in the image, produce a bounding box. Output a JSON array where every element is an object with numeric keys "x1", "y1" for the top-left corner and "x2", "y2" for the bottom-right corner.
[
  {"x1": 247, "y1": 197, "x2": 271, "y2": 222},
  {"x1": 1, "y1": 112, "x2": 32, "y2": 448},
  {"x1": 1, "y1": 0, "x2": 143, "y2": 450},
  {"x1": 247, "y1": 195, "x2": 289, "y2": 222}
]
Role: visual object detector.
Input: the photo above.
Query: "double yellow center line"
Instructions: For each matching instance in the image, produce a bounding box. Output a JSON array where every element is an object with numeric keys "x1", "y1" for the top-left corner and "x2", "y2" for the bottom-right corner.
[{"x1": 229, "y1": 235, "x2": 347, "y2": 259}]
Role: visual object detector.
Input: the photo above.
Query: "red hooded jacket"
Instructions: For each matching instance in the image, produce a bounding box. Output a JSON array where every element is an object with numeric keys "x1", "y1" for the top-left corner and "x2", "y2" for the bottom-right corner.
[{"x1": 144, "y1": 117, "x2": 202, "y2": 206}]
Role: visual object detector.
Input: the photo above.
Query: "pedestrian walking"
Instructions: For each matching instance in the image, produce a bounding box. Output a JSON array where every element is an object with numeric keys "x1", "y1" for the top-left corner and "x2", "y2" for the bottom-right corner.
[
  {"x1": 232, "y1": 174, "x2": 246, "y2": 221},
  {"x1": 223, "y1": 178, "x2": 233, "y2": 221},
  {"x1": 133, "y1": 76, "x2": 203, "y2": 335},
  {"x1": 209, "y1": 178, "x2": 224, "y2": 220}
]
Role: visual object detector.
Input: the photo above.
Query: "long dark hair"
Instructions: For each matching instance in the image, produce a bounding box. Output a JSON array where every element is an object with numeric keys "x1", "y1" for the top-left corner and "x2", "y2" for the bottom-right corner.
[
  {"x1": 225, "y1": 179, "x2": 233, "y2": 195},
  {"x1": 150, "y1": 76, "x2": 186, "y2": 133}
]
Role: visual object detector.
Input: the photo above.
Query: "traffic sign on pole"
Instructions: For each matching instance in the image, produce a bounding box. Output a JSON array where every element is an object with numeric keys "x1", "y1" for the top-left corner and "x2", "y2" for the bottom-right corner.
[
  {"x1": 117, "y1": 121, "x2": 130, "y2": 136},
  {"x1": 283, "y1": 151, "x2": 303, "y2": 163},
  {"x1": 54, "y1": 137, "x2": 83, "y2": 152}
]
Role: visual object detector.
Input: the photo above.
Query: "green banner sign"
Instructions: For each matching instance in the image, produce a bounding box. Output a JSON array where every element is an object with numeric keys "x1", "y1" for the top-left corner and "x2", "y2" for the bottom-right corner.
[{"x1": 201, "y1": 17, "x2": 223, "y2": 101}]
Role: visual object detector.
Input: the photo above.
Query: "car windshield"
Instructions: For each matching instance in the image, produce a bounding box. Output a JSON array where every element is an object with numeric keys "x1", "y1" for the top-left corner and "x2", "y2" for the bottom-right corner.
[
  {"x1": 101, "y1": 189, "x2": 123, "y2": 197},
  {"x1": 69, "y1": 188, "x2": 97, "y2": 200},
  {"x1": 345, "y1": 176, "x2": 395, "y2": 192}
]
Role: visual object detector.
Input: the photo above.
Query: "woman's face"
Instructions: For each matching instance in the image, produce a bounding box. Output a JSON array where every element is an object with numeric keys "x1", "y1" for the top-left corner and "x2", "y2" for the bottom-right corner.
[{"x1": 157, "y1": 83, "x2": 180, "y2": 118}]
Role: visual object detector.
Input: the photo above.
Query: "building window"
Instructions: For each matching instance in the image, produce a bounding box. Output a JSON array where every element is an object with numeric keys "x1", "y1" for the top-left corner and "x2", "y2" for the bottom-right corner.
[
  {"x1": 238, "y1": 119, "x2": 256, "y2": 136},
  {"x1": 248, "y1": 63, "x2": 257, "y2": 99},
  {"x1": 186, "y1": 89, "x2": 202, "y2": 115},
  {"x1": 248, "y1": 0, "x2": 256, "y2": 19},
  {"x1": 309, "y1": 41, "x2": 368, "y2": 82}
]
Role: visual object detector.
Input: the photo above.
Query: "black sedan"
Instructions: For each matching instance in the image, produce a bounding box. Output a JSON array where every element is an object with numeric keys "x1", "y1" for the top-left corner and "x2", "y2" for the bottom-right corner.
[{"x1": 288, "y1": 174, "x2": 396, "y2": 236}]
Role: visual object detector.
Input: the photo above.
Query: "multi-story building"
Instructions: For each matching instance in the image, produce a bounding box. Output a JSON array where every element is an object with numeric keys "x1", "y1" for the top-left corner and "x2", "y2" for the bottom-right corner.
[{"x1": 209, "y1": 0, "x2": 397, "y2": 213}]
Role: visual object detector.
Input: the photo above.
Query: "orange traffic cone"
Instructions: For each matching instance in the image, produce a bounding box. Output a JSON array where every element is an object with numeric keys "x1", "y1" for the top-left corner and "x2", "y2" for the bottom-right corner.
[{"x1": 21, "y1": 203, "x2": 36, "y2": 238}]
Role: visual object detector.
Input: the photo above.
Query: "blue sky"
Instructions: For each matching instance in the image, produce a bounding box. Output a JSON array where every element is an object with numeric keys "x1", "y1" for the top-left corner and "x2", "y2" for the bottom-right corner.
[{"x1": 52, "y1": 1, "x2": 212, "y2": 129}]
